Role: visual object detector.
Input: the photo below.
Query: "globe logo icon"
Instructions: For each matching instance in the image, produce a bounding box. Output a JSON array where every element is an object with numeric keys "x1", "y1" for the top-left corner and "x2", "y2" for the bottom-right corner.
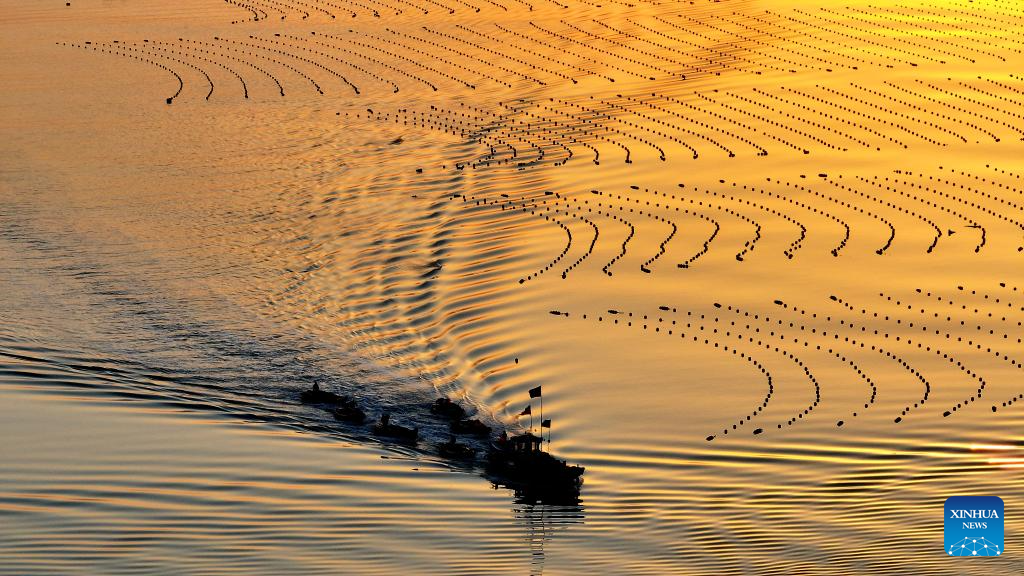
[{"x1": 949, "y1": 537, "x2": 1001, "y2": 556}]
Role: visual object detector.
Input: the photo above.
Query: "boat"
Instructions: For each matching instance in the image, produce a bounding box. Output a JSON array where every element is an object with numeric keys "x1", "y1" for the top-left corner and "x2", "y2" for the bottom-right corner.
[
  {"x1": 451, "y1": 418, "x2": 491, "y2": 436},
  {"x1": 437, "y1": 436, "x2": 476, "y2": 460},
  {"x1": 372, "y1": 413, "x2": 418, "y2": 442},
  {"x1": 299, "y1": 382, "x2": 349, "y2": 406},
  {"x1": 486, "y1": 432, "x2": 584, "y2": 503},
  {"x1": 332, "y1": 400, "x2": 366, "y2": 425},
  {"x1": 430, "y1": 397, "x2": 466, "y2": 420}
]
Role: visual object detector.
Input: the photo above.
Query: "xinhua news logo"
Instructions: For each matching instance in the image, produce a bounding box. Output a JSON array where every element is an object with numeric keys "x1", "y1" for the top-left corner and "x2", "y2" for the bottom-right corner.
[{"x1": 945, "y1": 496, "x2": 1004, "y2": 557}]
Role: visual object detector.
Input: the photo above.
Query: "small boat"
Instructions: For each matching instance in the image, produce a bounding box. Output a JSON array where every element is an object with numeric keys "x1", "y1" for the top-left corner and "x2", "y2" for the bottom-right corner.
[
  {"x1": 451, "y1": 418, "x2": 491, "y2": 436},
  {"x1": 332, "y1": 401, "x2": 366, "y2": 425},
  {"x1": 437, "y1": 436, "x2": 475, "y2": 460},
  {"x1": 372, "y1": 413, "x2": 418, "y2": 442},
  {"x1": 430, "y1": 397, "x2": 466, "y2": 420},
  {"x1": 300, "y1": 382, "x2": 349, "y2": 406},
  {"x1": 486, "y1": 432, "x2": 584, "y2": 503}
]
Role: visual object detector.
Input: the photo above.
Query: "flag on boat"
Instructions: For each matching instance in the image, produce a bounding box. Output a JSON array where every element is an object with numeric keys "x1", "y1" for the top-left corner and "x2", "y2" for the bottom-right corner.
[
  {"x1": 519, "y1": 405, "x2": 532, "y2": 416},
  {"x1": 541, "y1": 419, "x2": 551, "y2": 428},
  {"x1": 528, "y1": 386, "x2": 542, "y2": 398}
]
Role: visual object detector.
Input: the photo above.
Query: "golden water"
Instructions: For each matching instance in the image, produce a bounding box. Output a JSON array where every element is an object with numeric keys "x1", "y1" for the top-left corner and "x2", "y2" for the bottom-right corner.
[{"x1": 2, "y1": 0, "x2": 1024, "y2": 572}]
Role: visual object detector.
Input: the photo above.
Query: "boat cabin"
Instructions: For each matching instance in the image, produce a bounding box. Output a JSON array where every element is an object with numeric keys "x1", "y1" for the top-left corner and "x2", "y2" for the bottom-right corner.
[{"x1": 509, "y1": 433, "x2": 543, "y2": 453}]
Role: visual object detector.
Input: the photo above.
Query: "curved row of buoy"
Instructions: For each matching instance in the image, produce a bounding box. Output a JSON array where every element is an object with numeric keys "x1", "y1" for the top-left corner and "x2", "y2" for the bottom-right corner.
[{"x1": 61, "y1": 32, "x2": 1024, "y2": 165}]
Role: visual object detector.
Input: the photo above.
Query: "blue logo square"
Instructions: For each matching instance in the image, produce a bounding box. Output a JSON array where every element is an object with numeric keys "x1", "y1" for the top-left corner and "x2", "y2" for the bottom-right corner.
[{"x1": 945, "y1": 496, "x2": 1004, "y2": 557}]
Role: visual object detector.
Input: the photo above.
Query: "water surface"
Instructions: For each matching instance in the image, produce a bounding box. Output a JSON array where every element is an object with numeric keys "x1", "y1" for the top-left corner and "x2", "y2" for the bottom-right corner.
[{"x1": 2, "y1": 0, "x2": 1024, "y2": 572}]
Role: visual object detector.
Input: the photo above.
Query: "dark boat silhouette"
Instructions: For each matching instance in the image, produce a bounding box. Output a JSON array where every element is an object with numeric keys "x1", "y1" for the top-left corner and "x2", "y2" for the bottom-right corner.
[
  {"x1": 332, "y1": 400, "x2": 366, "y2": 424},
  {"x1": 430, "y1": 397, "x2": 466, "y2": 420},
  {"x1": 485, "y1": 432, "x2": 584, "y2": 503},
  {"x1": 451, "y1": 418, "x2": 491, "y2": 436},
  {"x1": 300, "y1": 382, "x2": 350, "y2": 406},
  {"x1": 372, "y1": 413, "x2": 418, "y2": 442},
  {"x1": 437, "y1": 435, "x2": 476, "y2": 460}
]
